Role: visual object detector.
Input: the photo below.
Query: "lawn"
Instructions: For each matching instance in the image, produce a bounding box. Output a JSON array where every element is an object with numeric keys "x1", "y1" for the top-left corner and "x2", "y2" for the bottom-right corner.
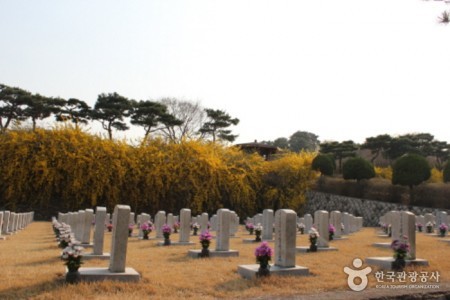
[{"x1": 0, "y1": 221, "x2": 448, "y2": 299}]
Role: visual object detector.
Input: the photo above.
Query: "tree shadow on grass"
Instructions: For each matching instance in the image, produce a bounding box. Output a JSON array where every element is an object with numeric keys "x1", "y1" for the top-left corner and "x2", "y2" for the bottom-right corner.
[
  {"x1": 0, "y1": 276, "x2": 65, "y2": 299},
  {"x1": 15, "y1": 257, "x2": 61, "y2": 267}
]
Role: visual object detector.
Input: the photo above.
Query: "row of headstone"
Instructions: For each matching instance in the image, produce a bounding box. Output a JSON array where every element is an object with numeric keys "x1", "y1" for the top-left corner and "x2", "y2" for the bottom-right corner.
[
  {"x1": 298, "y1": 210, "x2": 363, "y2": 236},
  {"x1": 381, "y1": 210, "x2": 449, "y2": 236},
  {"x1": 238, "y1": 209, "x2": 309, "y2": 278},
  {"x1": 367, "y1": 210, "x2": 429, "y2": 269},
  {"x1": 0, "y1": 211, "x2": 34, "y2": 239},
  {"x1": 56, "y1": 205, "x2": 140, "y2": 281},
  {"x1": 58, "y1": 209, "x2": 95, "y2": 245}
]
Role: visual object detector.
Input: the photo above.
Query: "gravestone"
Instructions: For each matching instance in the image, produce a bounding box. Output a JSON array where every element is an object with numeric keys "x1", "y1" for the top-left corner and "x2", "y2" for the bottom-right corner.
[
  {"x1": 9, "y1": 213, "x2": 16, "y2": 233},
  {"x1": 76, "y1": 210, "x2": 85, "y2": 242},
  {"x1": 78, "y1": 205, "x2": 140, "y2": 282},
  {"x1": 138, "y1": 213, "x2": 151, "y2": 238},
  {"x1": 0, "y1": 212, "x2": 4, "y2": 240},
  {"x1": 238, "y1": 209, "x2": 309, "y2": 278},
  {"x1": 342, "y1": 212, "x2": 350, "y2": 235},
  {"x1": 179, "y1": 209, "x2": 191, "y2": 243},
  {"x1": 262, "y1": 209, "x2": 274, "y2": 241},
  {"x1": 200, "y1": 212, "x2": 208, "y2": 233},
  {"x1": 210, "y1": 215, "x2": 217, "y2": 231},
  {"x1": 188, "y1": 208, "x2": 238, "y2": 257},
  {"x1": 391, "y1": 211, "x2": 401, "y2": 241},
  {"x1": 167, "y1": 213, "x2": 174, "y2": 231},
  {"x1": 254, "y1": 214, "x2": 263, "y2": 226},
  {"x1": 155, "y1": 211, "x2": 166, "y2": 239},
  {"x1": 82, "y1": 209, "x2": 94, "y2": 245},
  {"x1": 129, "y1": 212, "x2": 135, "y2": 226},
  {"x1": 2, "y1": 211, "x2": 10, "y2": 235},
  {"x1": 330, "y1": 211, "x2": 342, "y2": 238},
  {"x1": 84, "y1": 207, "x2": 110, "y2": 260},
  {"x1": 304, "y1": 214, "x2": 313, "y2": 232},
  {"x1": 216, "y1": 209, "x2": 231, "y2": 251},
  {"x1": 366, "y1": 211, "x2": 428, "y2": 269}
]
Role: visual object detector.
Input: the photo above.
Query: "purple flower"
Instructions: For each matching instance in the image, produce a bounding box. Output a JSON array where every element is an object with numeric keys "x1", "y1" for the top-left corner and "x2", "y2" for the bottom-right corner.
[
  {"x1": 162, "y1": 224, "x2": 172, "y2": 234},
  {"x1": 199, "y1": 230, "x2": 213, "y2": 242},
  {"x1": 128, "y1": 224, "x2": 134, "y2": 230},
  {"x1": 140, "y1": 222, "x2": 153, "y2": 231},
  {"x1": 439, "y1": 223, "x2": 448, "y2": 231},
  {"x1": 329, "y1": 224, "x2": 336, "y2": 233},
  {"x1": 254, "y1": 241, "x2": 273, "y2": 258}
]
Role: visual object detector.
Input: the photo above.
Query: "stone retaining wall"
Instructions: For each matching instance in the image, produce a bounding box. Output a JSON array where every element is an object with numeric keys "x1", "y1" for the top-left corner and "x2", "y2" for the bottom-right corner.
[{"x1": 305, "y1": 191, "x2": 447, "y2": 227}]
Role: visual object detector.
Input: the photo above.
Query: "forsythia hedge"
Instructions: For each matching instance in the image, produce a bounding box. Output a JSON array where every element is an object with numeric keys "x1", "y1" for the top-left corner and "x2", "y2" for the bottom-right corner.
[{"x1": 0, "y1": 129, "x2": 318, "y2": 218}]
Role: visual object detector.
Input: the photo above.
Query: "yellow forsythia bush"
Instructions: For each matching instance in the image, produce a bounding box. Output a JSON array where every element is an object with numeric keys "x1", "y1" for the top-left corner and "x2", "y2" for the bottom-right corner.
[
  {"x1": 428, "y1": 168, "x2": 443, "y2": 183},
  {"x1": 374, "y1": 166, "x2": 392, "y2": 180},
  {"x1": 0, "y1": 129, "x2": 315, "y2": 218}
]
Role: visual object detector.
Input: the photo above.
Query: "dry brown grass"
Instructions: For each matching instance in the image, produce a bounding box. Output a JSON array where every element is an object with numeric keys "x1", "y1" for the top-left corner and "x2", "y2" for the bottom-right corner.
[{"x1": 0, "y1": 222, "x2": 448, "y2": 299}]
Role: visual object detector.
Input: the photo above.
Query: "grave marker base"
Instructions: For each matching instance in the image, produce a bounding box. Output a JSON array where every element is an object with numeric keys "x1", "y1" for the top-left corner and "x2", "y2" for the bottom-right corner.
[
  {"x1": 365, "y1": 257, "x2": 429, "y2": 270},
  {"x1": 372, "y1": 242, "x2": 391, "y2": 248},
  {"x1": 187, "y1": 249, "x2": 239, "y2": 258},
  {"x1": 237, "y1": 264, "x2": 309, "y2": 279},
  {"x1": 77, "y1": 267, "x2": 140, "y2": 282},
  {"x1": 157, "y1": 241, "x2": 195, "y2": 246},
  {"x1": 83, "y1": 253, "x2": 111, "y2": 260},
  {"x1": 296, "y1": 246, "x2": 338, "y2": 253}
]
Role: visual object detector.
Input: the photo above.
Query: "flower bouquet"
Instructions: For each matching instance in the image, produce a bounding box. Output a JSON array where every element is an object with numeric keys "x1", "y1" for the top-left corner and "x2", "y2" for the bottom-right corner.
[
  {"x1": 192, "y1": 222, "x2": 200, "y2": 235},
  {"x1": 439, "y1": 223, "x2": 448, "y2": 237},
  {"x1": 106, "y1": 223, "x2": 113, "y2": 232},
  {"x1": 416, "y1": 223, "x2": 423, "y2": 232},
  {"x1": 308, "y1": 227, "x2": 319, "y2": 252},
  {"x1": 61, "y1": 244, "x2": 84, "y2": 283},
  {"x1": 199, "y1": 230, "x2": 213, "y2": 258},
  {"x1": 173, "y1": 222, "x2": 180, "y2": 233},
  {"x1": 246, "y1": 222, "x2": 254, "y2": 235},
  {"x1": 162, "y1": 224, "x2": 172, "y2": 245},
  {"x1": 298, "y1": 222, "x2": 305, "y2": 234},
  {"x1": 255, "y1": 242, "x2": 273, "y2": 277},
  {"x1": 329, "y1": 224, "x2": 336, "y2": 241},
  {"x1": 254, "y1": 223, "x2": 263, "y2": 242},
  {"x1": 426, "y1": 221, "x2": 433, "y2": 234},
  {"x1": 140, "y1": 221, "x2": 153, "y2": 239},
  {"x1": 391, "y1": 235, "x2": 410, "y2": 271}
]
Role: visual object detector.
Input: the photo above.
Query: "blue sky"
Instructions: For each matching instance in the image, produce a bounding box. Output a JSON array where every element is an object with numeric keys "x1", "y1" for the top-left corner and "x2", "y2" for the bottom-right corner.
[{"x1": 1, "y1": 0, "x2": 450, "y2": 144}]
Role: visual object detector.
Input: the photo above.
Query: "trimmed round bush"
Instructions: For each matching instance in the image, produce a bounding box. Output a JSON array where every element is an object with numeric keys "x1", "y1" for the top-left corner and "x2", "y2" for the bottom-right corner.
[
  {"x1": 312, "y1": 154, "x2": 334, "y2": 176},
  {"x1": 442, "y1": 162, "x2": 450, "y2": 183},
  {"x1": 342, "y1": 157, "x2": 375, "y2": 181},
  {"x1": 392, "y1": 154, "x2": 431, "y2": 188}
]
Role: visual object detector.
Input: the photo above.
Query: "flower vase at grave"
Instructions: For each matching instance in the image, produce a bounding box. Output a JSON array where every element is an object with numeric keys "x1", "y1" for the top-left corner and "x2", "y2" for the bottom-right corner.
[
  {"x1": 391, "y1": 257, "x2": 406, "y2": 271},
  {"x1": 391, "y1": 236, "x2": 409, "y2": 271},
  {"x1": 163, "y1": 233, "x2": 171, "y2": 245},
  {"x1": 143, "y1": 231, "x2": 149, "y2": 240},
  {"x1": 439, "y1": 224, "x2": 448, "y2": 237},
  {"x1": 200, "y1": 241, "x2": 210, "y2": 258},
  {"x1": 255, "y1": 242, "x2": 272, "y2": 277},
  {"x1": 162, "y1": 224, "x2": 172, "y2": 245},
  {"x1": 257, "y1": 256, "x2": 270, "y2": 277},
  {"x1": 62, "y1": 244, "x2": 83, "y2": 284},
  {"x1": 308, "y1": 228, "x2": 319, "y2": 252},
  {"x1": 255, "y1": 231, "x2": 262, "y2": 242},
  {"x1": 193, "y1": 228, "x2": 198, "y2": 236},
  {"x1": 65, "y1": 270, "x2": 81, "y2": 284},
  {"x1": 198, "y1": 230, "x2": 212, "y2": 258},
  {"x1": 300, "y1": 228, "x2": 304, "y2": 234},
  {"x1": 417, "y1": 224, "x2": 423, "y2": 232}
]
